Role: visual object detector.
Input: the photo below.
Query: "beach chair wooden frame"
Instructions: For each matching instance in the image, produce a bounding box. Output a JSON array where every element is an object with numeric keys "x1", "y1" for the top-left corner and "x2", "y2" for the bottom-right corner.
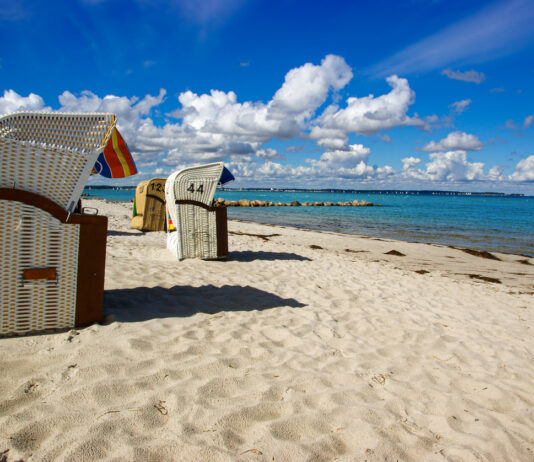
[
  {"x1": 0, "y1": 111, "x2": 114, "y2": 335},
  {"x1": 165, "y1": 162, "x2": 228, "y2": 260}
]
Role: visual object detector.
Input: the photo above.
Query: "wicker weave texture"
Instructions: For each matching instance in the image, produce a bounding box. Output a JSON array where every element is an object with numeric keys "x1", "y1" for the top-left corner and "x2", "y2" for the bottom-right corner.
[
  {"x1": 165, "y1": 163, "x2": 224, "y2": 260},
  {"x1": 176, "y1": 203, "x2": 218, "y2": 259},
  {"x1": 0, "y1": 200, "x2": 79, "y2": 335},
  {"x1": 0, "y1": 112, "x2": 115, "y2": 211}
]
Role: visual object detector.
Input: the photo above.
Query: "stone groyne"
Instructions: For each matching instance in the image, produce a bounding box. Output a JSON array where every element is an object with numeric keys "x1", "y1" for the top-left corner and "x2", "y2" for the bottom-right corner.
[{"x1": 213, "y1": 198, "x2": 378, "y2": 207}]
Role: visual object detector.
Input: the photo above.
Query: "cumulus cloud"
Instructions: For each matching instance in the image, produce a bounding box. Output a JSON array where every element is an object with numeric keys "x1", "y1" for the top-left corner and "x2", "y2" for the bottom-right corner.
[
  {"x1": 285, "y1": 145, "x2": 305, "y2": 153},
  {"x1": 256, "y1": 148, "x2": 283, "y2": 160},
  {"x1": 56, "y1": 89, "x2": 168, "y2": 167},
  {"x1": 449, "y1": 99, "x2": 471, "y2": 114},
  {"x1": 378, "y1": 134, "x2": 392, "y2": 142},
  {"x1": 9, "y1": 55, "x2": 510, "y2": 188},
  {"x1": 421, "y1": 131, "x2": 483, "y2": 152},
  {"x1": 309, "y1": 144, "x2": 370, "y2": 169},
  {"x1": 510, "y1": 155, "x2": 534, "y2": 181},
  {"x1": 524, "y1": 115, "x2": 534, "y2": 128},
  {"x1": 402, "y1": 156, "x2": 421, "y2": 169},
  {"x1": 0, "y1": 89, "x2": 49, "y2": 114},
  {"x1": 270, "y1": 54, "x2": 353, "y2": 121},
  {"x1": 2, "y1": 56, "x2": 428, "y2": 178},
  {"x1": 164, "y1": 54, "x2": 355, "y2": 154},
  {"x1": 425, "y1": 151, "x2": 486, "y2": 181},
  {"x1": 304, "y1": 144, "x2": 395, "y2": 180},
  {"x1": 441, "y1": 69, "x2": 485, "y2": 84},
  {"x1": 316, "y1": 75, "x2": 424, "y2": 135}
]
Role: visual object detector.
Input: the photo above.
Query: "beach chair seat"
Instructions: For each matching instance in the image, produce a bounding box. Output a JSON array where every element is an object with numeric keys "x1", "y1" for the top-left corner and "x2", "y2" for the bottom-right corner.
[
  {"x1": 0, "y1": 111, "x2": 115, "y2": 335},
  {"x1": 165, "y1": 162, "x2": 229, "y2": 260}
]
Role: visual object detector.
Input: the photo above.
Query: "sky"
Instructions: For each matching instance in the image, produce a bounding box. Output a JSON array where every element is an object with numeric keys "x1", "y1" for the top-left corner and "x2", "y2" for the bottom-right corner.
[{"x1": 1, "y1": 0, "x2": 534, "y2": 193}]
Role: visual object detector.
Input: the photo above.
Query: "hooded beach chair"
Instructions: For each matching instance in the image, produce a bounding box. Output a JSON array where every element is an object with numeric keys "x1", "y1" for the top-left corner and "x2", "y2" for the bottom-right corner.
[
  {"x1": 165, "y1": 162, "x2": 234, "y2": 260},
  {"x1": 130, "y1": 178, "x2": 167, "y2": 231},
  {"x1": 0, "y1": 111, "x2": 127, "y2": 335}
]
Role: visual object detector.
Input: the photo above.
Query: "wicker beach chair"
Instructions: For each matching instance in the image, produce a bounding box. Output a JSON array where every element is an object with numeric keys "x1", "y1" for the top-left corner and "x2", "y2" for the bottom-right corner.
[
  {"x1": 130, "y1": 178, "x2": 167, "y2": 231},
  {"x1": 165, "y1": 162, "x2": 229, "y2": 260},
  {"x1": 0, "y1": 111, "x2": 115, "y2": 335}
]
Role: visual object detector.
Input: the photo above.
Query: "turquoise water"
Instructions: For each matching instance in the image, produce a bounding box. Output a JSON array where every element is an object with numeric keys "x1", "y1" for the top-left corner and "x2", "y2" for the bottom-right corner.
[{"x1": 83, "y1": 189, "x2": 534, "y2": 256}]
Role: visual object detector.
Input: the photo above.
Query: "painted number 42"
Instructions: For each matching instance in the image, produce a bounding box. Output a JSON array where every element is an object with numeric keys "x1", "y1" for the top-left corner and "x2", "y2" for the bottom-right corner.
[{"x1": 187, "y1": 183, "x2": 204, "y2": 193}]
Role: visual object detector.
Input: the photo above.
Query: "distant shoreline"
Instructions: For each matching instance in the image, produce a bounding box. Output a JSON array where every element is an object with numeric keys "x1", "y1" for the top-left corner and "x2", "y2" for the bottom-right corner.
[{"x1": 85, "y1": 186, "x2": 526, "y2": 197}]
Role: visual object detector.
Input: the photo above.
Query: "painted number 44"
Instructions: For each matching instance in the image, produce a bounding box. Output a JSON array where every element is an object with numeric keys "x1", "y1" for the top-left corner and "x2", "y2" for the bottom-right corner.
[{"x1": 187, "y1": 183, "x2": 204, "y2": 193}]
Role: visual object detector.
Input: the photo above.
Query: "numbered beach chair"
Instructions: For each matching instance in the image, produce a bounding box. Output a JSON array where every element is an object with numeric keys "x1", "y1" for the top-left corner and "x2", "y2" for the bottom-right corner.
[
  {"x1": 0, "y1": 111, "x2": 116, "y2": 335},
  {"x1": 130, "y1": 178, "x2": 167, "y2": 231},
  {"x1": 165, "y1": 162, "x2": 233, "y2": 260}
]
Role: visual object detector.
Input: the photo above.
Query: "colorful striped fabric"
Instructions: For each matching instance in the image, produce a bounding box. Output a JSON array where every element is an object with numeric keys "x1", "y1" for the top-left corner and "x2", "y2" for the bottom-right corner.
[{"x1": 94, "y1": 127, "x2": 137, "y2": 178}]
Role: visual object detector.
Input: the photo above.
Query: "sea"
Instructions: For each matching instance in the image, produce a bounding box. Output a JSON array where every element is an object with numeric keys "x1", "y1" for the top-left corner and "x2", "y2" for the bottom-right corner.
[{"x1": 83, "y1": 188, "x2": 534, "y2": 257}]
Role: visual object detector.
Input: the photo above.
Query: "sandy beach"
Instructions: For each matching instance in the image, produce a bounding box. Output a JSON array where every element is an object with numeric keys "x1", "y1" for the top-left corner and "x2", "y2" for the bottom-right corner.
[{"x1": 1, "y1": 198, "x2": 533, "y2": 462}]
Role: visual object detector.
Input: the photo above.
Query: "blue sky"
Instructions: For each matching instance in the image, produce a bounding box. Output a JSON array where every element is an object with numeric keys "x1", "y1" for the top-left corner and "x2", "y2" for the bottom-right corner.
[{"x1": 1, "y1": 0, "x2": 534, "y2": 193}]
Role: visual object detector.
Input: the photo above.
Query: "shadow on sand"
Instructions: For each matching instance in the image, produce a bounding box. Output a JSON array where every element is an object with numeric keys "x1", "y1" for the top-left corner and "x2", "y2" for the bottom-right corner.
[
  {"x1": 105, "y1": 284, "x2": 306, "y2": 322},
  {"x1": 228, "y1": 251, "x2": 311, "y2": 262},
  {"x1": 107, "y1": 230, "x2": 145, "y2": 237}
]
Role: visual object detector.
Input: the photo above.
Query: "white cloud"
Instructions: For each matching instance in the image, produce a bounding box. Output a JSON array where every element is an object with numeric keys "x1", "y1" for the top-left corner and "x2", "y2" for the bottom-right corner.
[
  {"x1": 309, "y1": 126, "x2": 348, "y2": 150},
  {"x1": 316, "y1": 75, "x2": 424, "y2": 136},
  {"x1": 309, "y1": 144, "x2": 370, "y2": 169},
  {"x1": 510, "y1": 155, "x2": 534, "y2": 181},
  {"x1": 10, "y1": 56, "x2": 525, "y2": 189},
  {"x1": 256, "y1": 148, "x2": 282, "y2": 160},
  {"x1": 425, "y1": 151, "x2": 487, "y2": 182},
  {"x1": 2, "y1": 56, "x2": 428, "y2": 178},
  {"x1": 56, "y1": 89, "x2": 168, "y2": 168},
  {"x1": 524, "y1": 115, "x2": 534, "y2": 128},
  {"x1": 0, "y1": 89, "x2": 49, "y2": 114},
  {"x1": 402, "y1": 156, "x2": 421, "y2": 169},
  {"x1": 270, "y1": 55, "x2": 353, "y2": 121},
  {"x1": 449, "y1": 99, "x2": 471, "y2": 114},
  {"x1": 441, "y1": 69, "x2": 485, "y2": 84},
  {"x1": 488, "y1": 165, "x2": 504, "y2": 181},
  {"x1": 421, "y1": 131, "x2": 483, "y2": 152},
  {"x1": 305, "y1": 144, "x2": 394, "y2": 180}
]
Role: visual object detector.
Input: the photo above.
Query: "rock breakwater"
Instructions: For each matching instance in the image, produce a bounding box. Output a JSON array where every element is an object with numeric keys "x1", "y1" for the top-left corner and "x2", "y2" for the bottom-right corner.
[{"x1": 214, "y1": 198, "x2": 377, "y2": 207}]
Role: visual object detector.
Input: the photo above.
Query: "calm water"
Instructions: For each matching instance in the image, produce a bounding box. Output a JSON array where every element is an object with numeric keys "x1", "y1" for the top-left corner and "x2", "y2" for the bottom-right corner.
[{"x1": 83, "y1": 189, "x2": 534, "y2": 256}]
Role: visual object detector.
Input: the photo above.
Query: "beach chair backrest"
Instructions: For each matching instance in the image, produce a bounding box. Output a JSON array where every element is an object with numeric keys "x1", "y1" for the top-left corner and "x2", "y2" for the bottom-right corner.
[{"x1": 0, "y1": 111, "x2": 115, "y2": 212}]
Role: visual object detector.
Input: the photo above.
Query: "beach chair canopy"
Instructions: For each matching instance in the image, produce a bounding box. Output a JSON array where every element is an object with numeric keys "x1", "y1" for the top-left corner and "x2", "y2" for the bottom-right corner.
[{"x1": 0, "y1": 111, "x2": 118, "y2": 211}]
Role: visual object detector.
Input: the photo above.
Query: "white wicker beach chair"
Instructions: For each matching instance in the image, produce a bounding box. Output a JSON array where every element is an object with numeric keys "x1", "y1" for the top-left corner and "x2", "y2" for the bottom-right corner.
[
  {"x1": 0, "y1": 111, "x2": 115, "y2": 335},
  {"x1": 165, "y1": 162, "x2": 228, "y2": 260}
]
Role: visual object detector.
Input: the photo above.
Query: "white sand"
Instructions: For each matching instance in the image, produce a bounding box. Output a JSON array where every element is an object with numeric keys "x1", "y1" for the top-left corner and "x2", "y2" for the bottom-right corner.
[{"x1": 1, "y1": 199, "x2": 533, "y2": 461}]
